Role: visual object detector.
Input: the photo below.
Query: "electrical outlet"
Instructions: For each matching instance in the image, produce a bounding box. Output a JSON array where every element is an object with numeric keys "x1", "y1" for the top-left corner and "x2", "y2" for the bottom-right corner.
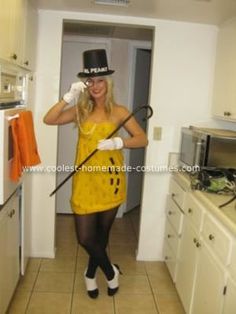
[{"x1": 153, "y1": 127, "x2": 162, "y2": 140}]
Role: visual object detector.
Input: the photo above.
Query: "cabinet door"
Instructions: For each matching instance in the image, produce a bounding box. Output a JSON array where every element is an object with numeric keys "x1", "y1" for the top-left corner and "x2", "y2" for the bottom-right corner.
[
  {"x1": 192, "y1": 245, "x2": 225, "y2": 314},
  {"x1": 0, "y1": 0, "x2": 12, "y2": 60},
  {"x1": 176, "y1": 221, "x2": 200, "y2": 314},
  {"x1": 212, "y1": 18, "x2": 236, "y2": 121},
  {"x1": 0, "y1": 193, "x2": 20, "y2": 314},
  {"x1": 223, "y1": 277, "x2": 236, "y2": 314},
  {"x1": 5, "y1": 193, "x2": 20, "y2": 302},
  {"x1": 10, "y1": 0, "x2": 26, "y2": 65},
  {"x1": 0, "y1": 206, "x2": 8, "y2": 314}
]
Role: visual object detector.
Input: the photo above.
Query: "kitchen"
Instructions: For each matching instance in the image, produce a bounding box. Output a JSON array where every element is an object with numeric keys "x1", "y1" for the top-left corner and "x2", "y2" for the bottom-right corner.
[{"x1": 1, "y1": 0, "x2": 236, "y2": 313}]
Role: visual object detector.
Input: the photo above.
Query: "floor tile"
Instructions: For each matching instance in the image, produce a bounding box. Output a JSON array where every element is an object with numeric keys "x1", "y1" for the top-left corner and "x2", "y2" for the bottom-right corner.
[
  {"x1": 154, "y1": 293, "x2": 185, "y2": 314},
  {"x1": 109, "y1": 256, "x2": 146, "y2": 275},
  {"x1": 26, "y1": 292, "x2": 72, "y2": 314},
  {"x1": 40, "y1": 255, "x2": 76, "y2": 273},
  {"x1": 109, "y1": 243, "x2": 137, "y2": 257},
  {"x1": 55, "y1": 231, "x2": 77, "y2": 245},
  {"x1": 114, "y1": 293, "x2": 158, "y2": 314},
  {"x1": 145, "y1": 261, "x2": 169, "y2": 276},
  {"x1": 26, "y1": 258, "x2": 42, "y2": 272},
  {"x1": 34, "y1": 271, "x2": 74, "y2": 293},
  {"x1": 17, "y1": 272, "x2": 38, "y2": 292},
  {"x1": 71, "y1": 293, "x2": 114, "y2": 314},
  {"x1": 148, "y1": 272, "x2": 177, "y2": 295},
  {"x1": 118, "y1": 275, "x2": 152, "y2": 294},
  {"x1": 55, "y1": 241, "x2": 78, "y2": 257},
  {"x1": 7, "y1": 291, "x2": 31, "y2": 314},
  {"x1": 109, "y1": 231, "x2": 137, "y2": 244}
]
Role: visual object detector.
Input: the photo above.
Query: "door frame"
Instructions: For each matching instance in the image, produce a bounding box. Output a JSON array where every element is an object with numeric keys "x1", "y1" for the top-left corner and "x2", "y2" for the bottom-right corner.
[{"x1": 119, "y1": 41, "x2": 152, "y2": 215}]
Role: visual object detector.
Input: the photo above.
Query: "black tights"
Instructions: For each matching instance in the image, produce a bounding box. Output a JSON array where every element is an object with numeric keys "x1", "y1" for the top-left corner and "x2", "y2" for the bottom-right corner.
[{"x1": 74, "y1": 207, "x2": 118, "y2": 280}]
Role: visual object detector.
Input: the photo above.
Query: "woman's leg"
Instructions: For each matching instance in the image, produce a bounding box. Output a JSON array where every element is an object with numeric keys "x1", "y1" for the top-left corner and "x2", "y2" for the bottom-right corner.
[
  {"x1": 74, "y1": 207, "x2": 118, "y2": 280},
  {"x1": 86, "y1": 207, "x2": 119, "y2": 278}
]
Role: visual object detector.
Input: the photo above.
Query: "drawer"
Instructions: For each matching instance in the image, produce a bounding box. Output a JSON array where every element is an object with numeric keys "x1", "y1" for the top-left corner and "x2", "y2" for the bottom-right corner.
[
  {"x1": 202, "y1": 214, "x2": 232, "y2": 266},
  {"x1": 163, "y1": 241, "x2": 177, "y2": 282},
  {"x1": 166, "y1": 196, "x2": 184, "y2": 235},
  {"x1": 183, "y1": 193, "x2": 205, "y2": 232},
  {"x1": 164, "y1": 218, "x2": 179, "y2": 256},
  {"x1": 229, "y1": 243, "x2": 236, "y2": 280},
  {"x1": 169, "y1": 177, "x2": 185, "y2": 209}
]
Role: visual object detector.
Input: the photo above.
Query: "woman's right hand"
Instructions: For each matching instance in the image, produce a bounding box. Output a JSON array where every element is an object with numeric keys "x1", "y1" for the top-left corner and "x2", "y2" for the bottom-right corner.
[{"x1": 63, "y1": 81, "x2": 87, "y2": 103}]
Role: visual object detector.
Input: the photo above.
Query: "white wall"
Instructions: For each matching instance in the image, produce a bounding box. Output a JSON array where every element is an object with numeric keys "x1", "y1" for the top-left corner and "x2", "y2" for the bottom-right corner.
[{"x1": 32, "y1": 9, "x2": 219, "y2": 259}]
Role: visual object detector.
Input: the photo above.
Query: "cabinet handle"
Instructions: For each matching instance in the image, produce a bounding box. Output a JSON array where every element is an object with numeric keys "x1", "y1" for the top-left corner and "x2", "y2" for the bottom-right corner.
[
  {"x1": 29, "y1": 76, "x2": 34, "y2": 81},
  {"x1": 165, "y1": 256, "x2": 169, "y2": 260},
  {"x1": 11, "y1": 53, "x2": 18, "y2": 60},
  {"x1": 168, "y1": 211, "x2": 173, "y2": 215},
  {"x1": 188, "y1": 208, "x2": 193, "y2": 214},
  {"x1": 224, "y1": 111, "x2": 231, "y2": 116},
  {"x1": 24, "y1": 61, "x2": 29, "y2": 66},
  {"x1": 208, "y1": 234, "x2": 214, "y2": 241},
  {"x1": 193, "y1": 238, "x2": 197, "y2": 243},
  {"x1": 196, "y1": 242, "x2": 201, "y2": 248},
  {"x1": 8, "y1": 209, "x2": 15, "y2": 218},
  {"x1": 171, "y1": 193, "x2": 175, "y2": 198},
  {"x1": 167, "y1": 234, "x2": 172, "y2": 238}
]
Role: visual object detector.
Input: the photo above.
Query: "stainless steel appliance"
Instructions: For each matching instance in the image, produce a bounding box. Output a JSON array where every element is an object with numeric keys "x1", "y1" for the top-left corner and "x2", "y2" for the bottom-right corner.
[{"x1": 179, "y1": 126, "x2": 236, "y2": 169}]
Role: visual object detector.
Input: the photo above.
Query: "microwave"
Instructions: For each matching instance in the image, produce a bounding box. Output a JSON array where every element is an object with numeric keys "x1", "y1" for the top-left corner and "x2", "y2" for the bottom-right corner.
[{"x1": 179, "y1": 127, "x2": 236, "y2": 169}]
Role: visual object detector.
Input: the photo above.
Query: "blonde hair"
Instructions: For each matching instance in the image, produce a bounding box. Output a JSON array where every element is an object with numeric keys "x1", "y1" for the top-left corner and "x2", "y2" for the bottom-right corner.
[{"x1": 75, "y1": 76, "x2": 115, "y2": 125}]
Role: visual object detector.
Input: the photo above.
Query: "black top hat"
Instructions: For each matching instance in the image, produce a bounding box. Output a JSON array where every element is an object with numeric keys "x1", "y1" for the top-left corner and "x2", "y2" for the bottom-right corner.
[{"x1": 77, "y1": 49, "x2": 115, "y2": 78}]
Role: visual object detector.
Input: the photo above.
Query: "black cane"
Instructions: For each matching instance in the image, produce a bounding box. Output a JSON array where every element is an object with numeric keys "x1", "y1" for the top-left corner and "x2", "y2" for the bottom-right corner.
[{"x1": 49, "y1": 105, "x2": 153, "y2": 197}]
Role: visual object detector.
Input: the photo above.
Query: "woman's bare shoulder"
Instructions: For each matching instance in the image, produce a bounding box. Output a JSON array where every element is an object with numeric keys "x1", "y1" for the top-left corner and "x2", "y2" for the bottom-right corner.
[{"x1": 112, "y1": 104, "x2": 130, "y2": 120}]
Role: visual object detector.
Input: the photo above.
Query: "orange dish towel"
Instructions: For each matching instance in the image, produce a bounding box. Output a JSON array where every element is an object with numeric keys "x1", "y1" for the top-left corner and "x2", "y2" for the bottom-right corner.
[{"x1": 10, "y1": 110, "x2": 41, "y2": 182}]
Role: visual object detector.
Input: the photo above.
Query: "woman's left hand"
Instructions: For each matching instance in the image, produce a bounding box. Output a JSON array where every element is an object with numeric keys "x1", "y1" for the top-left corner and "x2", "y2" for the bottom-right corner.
[{"x1": 97, "y1": 137, "x2": 124, "y2": 150}]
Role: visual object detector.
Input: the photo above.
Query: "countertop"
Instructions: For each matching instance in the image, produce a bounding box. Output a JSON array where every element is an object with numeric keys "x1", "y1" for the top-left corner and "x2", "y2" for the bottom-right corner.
[{"x1": 173, "y1": 172, "x2": 236, "y2": 237}]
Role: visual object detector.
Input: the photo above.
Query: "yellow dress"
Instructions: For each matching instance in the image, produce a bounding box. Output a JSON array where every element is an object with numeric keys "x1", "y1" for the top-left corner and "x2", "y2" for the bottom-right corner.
[{"x1": 70, "y1": 121, "x2": 126, "y2": 215}]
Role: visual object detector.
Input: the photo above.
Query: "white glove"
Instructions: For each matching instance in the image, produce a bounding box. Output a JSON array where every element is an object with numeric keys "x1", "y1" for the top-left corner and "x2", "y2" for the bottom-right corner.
[
  {"x1": 63, "y1": 81, "x2": 86, "y2": 103},
  {"x1": 97, "y1": 137, "x2": 124, "y2": 150}
]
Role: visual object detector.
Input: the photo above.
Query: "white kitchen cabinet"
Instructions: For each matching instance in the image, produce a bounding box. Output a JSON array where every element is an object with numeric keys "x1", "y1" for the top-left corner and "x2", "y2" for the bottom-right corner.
[
  {"x1": 0, "y1": 191, "x2": 20, "y2": 314},
  {"x1": 223, "y1": 277, "x2": 236, "y2": 314},
  {"x1": 191, "y1": 244, "x2": 226, "y2": 314},
  {"x1": 212, "y1": 17, "x2": 236, "y2": 121},
  {"x1": 0, "y1": 0, "x2": 37, "y2": 69},
  {"x1": 175, "y1": 220, "x2": 200, "y2": 313},
  {"x1": 11, "y1": 0, "x2": 27, "y2": 66},
  {"x1": 224, "y1": 243, "x2": 236, "y2": 314},
  {"x1": 169, "y1": 174, "x2": 236, "y2": 314},
  {"x1": 163, "y1": 177, "x2": 185, "y2": 282},
  {"x1": 0, "y1": 0, "x2": 12, "y2": 62},
  {"x1": 0, "y1": 0, "x2": 25, "y2": 65}
]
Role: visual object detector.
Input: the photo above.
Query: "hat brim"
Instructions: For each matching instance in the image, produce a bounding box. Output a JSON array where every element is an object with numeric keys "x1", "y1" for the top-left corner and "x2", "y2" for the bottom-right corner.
[{"x1": 77, "y1": 70, "x2": 114, "y2": 78}]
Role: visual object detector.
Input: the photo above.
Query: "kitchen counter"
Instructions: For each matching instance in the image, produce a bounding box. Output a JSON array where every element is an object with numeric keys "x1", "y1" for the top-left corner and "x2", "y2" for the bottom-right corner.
[{"x1": 173, "y1": 172, "x2": 236, "y2": 236}]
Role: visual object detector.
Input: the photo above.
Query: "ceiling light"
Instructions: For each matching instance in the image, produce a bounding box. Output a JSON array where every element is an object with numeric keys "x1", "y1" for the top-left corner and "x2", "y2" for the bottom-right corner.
[{"x1": 94, "y1": 0, "x2": 130, "y2": 7}]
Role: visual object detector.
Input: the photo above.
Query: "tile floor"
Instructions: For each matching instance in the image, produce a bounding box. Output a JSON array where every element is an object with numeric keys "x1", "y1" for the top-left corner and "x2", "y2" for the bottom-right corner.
[{"x1": 7, "y1": 208, "x2": 185, "y2": 314}]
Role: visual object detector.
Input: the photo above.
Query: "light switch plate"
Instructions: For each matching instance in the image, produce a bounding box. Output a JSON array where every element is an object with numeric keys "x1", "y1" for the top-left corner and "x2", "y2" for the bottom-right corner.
[{"x1": 153, "y1": 127, "x2": 162, "y2": 140}]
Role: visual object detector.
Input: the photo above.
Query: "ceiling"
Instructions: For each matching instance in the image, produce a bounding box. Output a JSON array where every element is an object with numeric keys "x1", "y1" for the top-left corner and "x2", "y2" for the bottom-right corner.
[
  {"x1": 32, "y1": 0, "x2": 236, "y2": 25},
  {"x1": 63, "y1": 22, "x2": 153, "y2": 41}
]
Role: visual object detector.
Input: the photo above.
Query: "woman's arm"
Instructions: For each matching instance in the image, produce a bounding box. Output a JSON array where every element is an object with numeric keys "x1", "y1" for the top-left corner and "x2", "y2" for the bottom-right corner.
[
  {"x1": 43, "y1": 99, "x2": 76, "y2": 125},
  {"x1": 117, "y1": 106, "x2": 148, "y2": 148}
]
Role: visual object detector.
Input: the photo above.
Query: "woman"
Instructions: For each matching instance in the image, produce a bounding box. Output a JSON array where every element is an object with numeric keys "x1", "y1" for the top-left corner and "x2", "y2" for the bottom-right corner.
[{"x1": 44, "y1": 49, "x2": 148, "y2": 299}]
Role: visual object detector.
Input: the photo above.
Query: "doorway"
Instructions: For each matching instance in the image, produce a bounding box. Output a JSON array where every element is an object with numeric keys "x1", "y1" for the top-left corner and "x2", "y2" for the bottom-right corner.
[{"x1": 56, "y1": 22, "x2": 153, "y2": 225}]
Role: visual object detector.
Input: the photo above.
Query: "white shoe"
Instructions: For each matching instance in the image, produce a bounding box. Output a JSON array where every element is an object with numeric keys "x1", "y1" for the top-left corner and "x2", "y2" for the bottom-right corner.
[
  {"x1": 84, "y1": 270, "x2": 99, "y2": 299},
  {"x1": 107, "y1": 264, "x2": 122, "y2": 296}
]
